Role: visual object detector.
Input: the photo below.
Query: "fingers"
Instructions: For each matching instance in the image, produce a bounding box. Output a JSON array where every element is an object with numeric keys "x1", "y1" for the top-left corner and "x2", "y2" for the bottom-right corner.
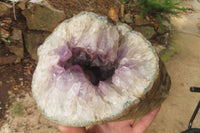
[
  {"x1": 87, "y1": 119, "x2": 136, "y2": 133},
  {"x1": 107, "y1": 119, "x2": 136, "y2": 128},
  {"x1": 58, "y1": 125, "x2": 86, "y2": 133},
  {"x1": 58, "y1": 106, "x2": 160, "y2": 133},
  {"x1": 132, "y1": 106, "x2": 161, "y2": 133}
]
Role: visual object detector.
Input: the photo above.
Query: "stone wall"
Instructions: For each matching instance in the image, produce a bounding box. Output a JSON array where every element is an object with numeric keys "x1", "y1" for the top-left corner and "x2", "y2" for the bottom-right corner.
[{"x1": 0, "y1": 0, "x2": 171, "y2": 65}]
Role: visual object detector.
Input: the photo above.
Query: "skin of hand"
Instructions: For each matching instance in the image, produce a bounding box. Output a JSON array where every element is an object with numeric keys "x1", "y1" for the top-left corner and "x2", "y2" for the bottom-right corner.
[{"x1": 58, "y1": 106, "x2": 161, "y2": 133}]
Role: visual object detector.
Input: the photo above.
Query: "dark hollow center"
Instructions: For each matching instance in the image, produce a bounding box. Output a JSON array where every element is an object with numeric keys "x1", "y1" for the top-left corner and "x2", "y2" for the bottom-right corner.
[{"x1": 60, "y1": 48, "x2": 118, "y2": 85}]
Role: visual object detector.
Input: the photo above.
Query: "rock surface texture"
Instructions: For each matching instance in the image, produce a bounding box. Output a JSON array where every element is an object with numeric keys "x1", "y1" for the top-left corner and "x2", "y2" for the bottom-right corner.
[
  {"x1": 0, "y1": 2, "x2": 12, "y2": 17},
  {"x1": 22, "y1": 2, "x2": 66, "y2": 32},
  {"x1": 32, "y1": 12, "x2": 171, "y2": 127},
  {"x1": 7, "y1": 28, "x2": 24, "y2": 59},
  {"x1": 24, "y1": 31, "x2": 50, "y2": 60},
  {"x1": 134, "y1": 26, "x2": 156, "y2": 40}
]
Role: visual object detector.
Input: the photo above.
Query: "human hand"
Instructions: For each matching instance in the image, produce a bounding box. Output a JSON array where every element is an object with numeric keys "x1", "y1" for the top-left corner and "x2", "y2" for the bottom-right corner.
[{"x1": 58, "y1": 106, "x2": 160, "y2": 133}]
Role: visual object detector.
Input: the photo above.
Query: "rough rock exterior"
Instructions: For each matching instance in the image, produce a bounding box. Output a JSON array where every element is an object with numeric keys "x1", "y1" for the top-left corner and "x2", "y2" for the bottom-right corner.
[
  {"x1": 24, "y1": 31, "x2": 49, "y2": 60},
  {"x1": 7, "y1": 28, "x2": 24, "y2": 59},
  {"x1": 0, "y1": 2, "x2": 12, "y2": 17},
  {"x1": 134, "y1": 26, "x2": 156, "y2": 40},
  {"x1": 22, "y1": 2, "x2": 66, "y2": 32}
]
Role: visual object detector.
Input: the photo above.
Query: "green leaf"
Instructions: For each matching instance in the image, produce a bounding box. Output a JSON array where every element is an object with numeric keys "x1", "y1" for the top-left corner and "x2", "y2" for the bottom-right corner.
[
  {"x1": 156, "y1": 13, "x2": 164, "y2": 33},
  {"x1": 120, "y1": 0, "x2": 131, "y2": 4}
]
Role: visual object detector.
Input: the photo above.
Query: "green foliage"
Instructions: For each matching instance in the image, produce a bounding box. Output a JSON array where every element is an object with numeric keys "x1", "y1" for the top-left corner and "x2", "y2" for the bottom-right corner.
[
  {"x1": 120, "y1": 0, "x2": 131, "y2": 4},
  {"x1": 136, "y1": 0, "x2": 187, "y2": 32},
  {"x1": 1, "y1": 38, "x2": 11, "y2": 43},
  {"x1": 1, "y1": 0, "x2": 9, "y2": 2},
  {"x1": 156, "y1": 13, "x2": 164, "y2": 32},
  {"x1": 1, "y1": 26, "x2": 11, "y2": 44}
]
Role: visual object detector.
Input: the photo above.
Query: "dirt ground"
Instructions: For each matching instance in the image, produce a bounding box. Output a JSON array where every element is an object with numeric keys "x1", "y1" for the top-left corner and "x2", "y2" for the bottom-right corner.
[
  {"x1": 147, "y1": 33, "x2": 200, "y2": 133},
  {"x1": 0, "y1": 0, "x2": 200, "y2": 133},
  {"x1": 147, "y1": 1, "x2": 200, "y2": 132}
]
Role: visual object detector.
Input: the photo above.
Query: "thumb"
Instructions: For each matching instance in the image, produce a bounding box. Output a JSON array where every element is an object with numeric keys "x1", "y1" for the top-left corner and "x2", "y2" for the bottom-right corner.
[
  {"x1": 132, "y1": 106, "x2": 161, "y2": 133},
  {"x1": 59, "y1": 125, "x2": 87, "y2": 133}
]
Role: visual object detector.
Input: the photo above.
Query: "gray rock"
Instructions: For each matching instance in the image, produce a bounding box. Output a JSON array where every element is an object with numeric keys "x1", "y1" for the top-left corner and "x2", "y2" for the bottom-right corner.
[
  {"x1": 6, "y1": 28, "x2": 24, "y2": 59},
  {"x1": 134, "y1": 26, "x2": 156, "y2": 40},
  {"x1": 24, "y1": 31, "x2": 49, "y2": 60},
  {"x1": 0, "y1": 2, "x2": 12, "y2": 17},
  {"x1": 22, "y1": 2, "x2": 66, "y2": 32}
]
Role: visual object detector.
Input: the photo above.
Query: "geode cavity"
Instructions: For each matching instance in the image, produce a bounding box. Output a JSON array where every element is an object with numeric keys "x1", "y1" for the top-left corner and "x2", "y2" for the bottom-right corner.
[{"x1": 32, "y1": 12, "x2": 171, "y2": 127}]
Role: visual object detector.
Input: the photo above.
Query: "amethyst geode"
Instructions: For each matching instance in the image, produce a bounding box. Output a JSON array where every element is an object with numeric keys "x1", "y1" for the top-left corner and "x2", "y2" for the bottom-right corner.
[{"x1": 32, "y1": 12, "x2": 171, "y2": 127}]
